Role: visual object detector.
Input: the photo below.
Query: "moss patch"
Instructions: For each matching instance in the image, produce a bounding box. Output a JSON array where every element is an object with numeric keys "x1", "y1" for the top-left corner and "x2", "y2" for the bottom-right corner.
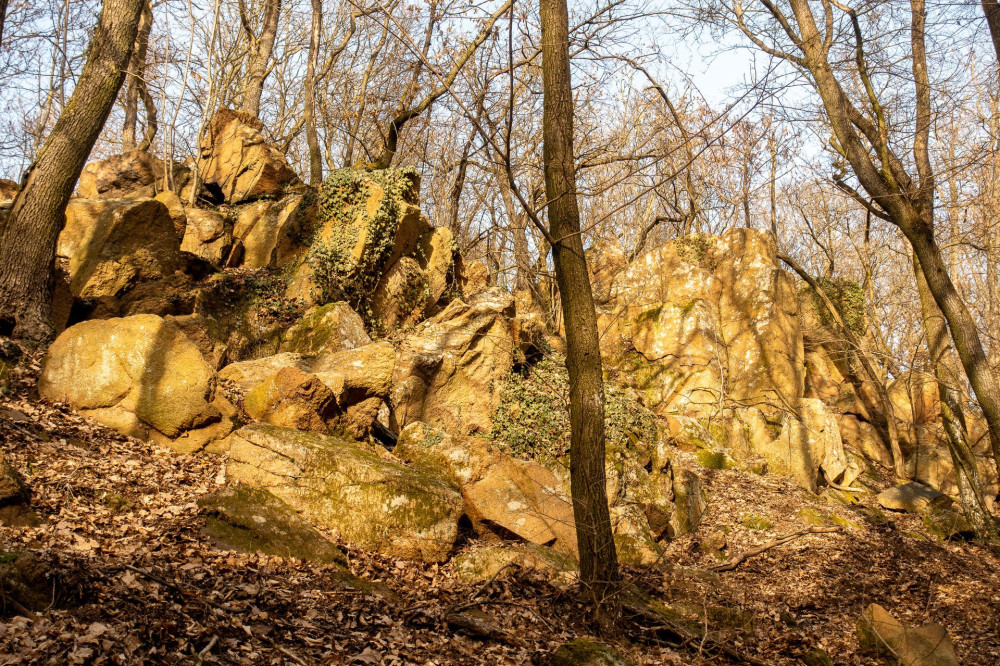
[
  {"x1": 742, "y1": 513, "x2": 773, "y2": 531},
  {"x1": 304, "y1": 167, "x2": 418, "y2": 321}
]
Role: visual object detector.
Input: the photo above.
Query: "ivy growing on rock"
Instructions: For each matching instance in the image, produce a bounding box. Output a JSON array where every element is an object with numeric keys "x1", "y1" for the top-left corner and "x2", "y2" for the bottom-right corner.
[
  {"x1": 814, "y1": 277, "x2": 866, "y2": 335},
  {"x1": 304, "y1": 167, "x2": 419, "y2": 323},
  {"x1": 488, "y1": 350, "x2": 659, "y2": 462}
]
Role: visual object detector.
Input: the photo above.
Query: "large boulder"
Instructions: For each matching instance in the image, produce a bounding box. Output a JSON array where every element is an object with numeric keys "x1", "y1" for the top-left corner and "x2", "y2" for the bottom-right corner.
[
  {"x1": 230, "y1": 194, "x2": 313, "y2": 269},
  {"x1": 877, "y1": 482, "x2": 950, "y2": 513},
  {"x1": 39, "y1": 315, "x2": 231, "y2": 453},
  {"x1": 58, "y1": 199, "x2": 183, "y2": 298},
  {"x1": 856, "y1": 603, "x2": 958, "y2": 666},
  {"x1": 180, "y1": 208, "x2": 233, "y2": 265},
  {"x1": 243, "y1": 367, "x2": 337, "y2": 432},
  {"x1": 224, "y1": 424, "x2": 464, "y2": 562},
  {"x1": 278, "y1": 302, "x2": 370, "y2": 355},
  {"x1": 197, "y1": 109, "x2": 299, "y2": 204},
  {"x1": 77, "y1": 150, "x2": 188, "y2": 200},
  {"x1": 285, "y1": 168, "x2": 426, "y2": 306},
  {"x1": 389, "y1": 289, "x2": 517, "y2": 436},
  {"x1": 180, "y1": 208, "x2": 232, "y2": 265},
  {"x1": 463, "y1": 455, "x2": 578, "y2": 556}
]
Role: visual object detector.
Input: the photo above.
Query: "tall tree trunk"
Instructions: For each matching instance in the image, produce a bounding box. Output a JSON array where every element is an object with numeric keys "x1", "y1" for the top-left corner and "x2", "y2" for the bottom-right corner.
[
  {"x1": 983, "y1": 1, "x2": 1000, "y2": 67},
  {"x1": 240, "y1": 0, "x2": 282, "y2": 118},
  {"x1": 304, "y1": 0, "x2": 322, "y2": 185},
  {"x1": 0, "y1": 0, "x2": 144, "y2": 340},
  {"x1": 908, "y1": 228, "x2": 1000, "y2": 480},
  {"x1": 0, "y1": 0, "x2": 10, "y2": 47},
  {"x1": 122, "y1": 0, "x2": 153, "y2": 151},
  {"x1": 913, "y1": 255, "x2": 999, "y2": 540},
  {"x1": 539, "y1": 0, "x2": 621, "y2": 635}
]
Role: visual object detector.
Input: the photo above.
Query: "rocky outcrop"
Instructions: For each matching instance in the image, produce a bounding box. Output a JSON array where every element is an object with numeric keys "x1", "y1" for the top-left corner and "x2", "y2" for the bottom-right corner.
[
  {"x1": 197, "y1": 110, "x2": 299, "y2": 204},
  {"x1": 58, "y1": 199, "x2": 183, "y2": 298},
  {"x1": 224, "y1": 424, "x2": 464, "y2": 562},
  {"x1": 601, "y1": 229, "x2": 803, "y2": 420},
  {"x1": 389, "y1": 289, "x2": 517, "y2": 436},
  {"x1": 39, "y1": 315, "x2": 232, "y2": 453},
  {"x1": 77, "y1": 150, "x2": 189, "y2": 200}
]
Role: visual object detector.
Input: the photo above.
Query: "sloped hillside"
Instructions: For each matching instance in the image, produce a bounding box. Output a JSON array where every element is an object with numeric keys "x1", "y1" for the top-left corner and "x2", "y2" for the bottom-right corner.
[{"x1": 1, "y1": 119, "x2": 998, "y2": 665}]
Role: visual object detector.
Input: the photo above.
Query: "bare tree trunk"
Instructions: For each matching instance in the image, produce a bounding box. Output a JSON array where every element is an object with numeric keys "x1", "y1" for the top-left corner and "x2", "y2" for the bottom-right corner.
[
  {"x1": 304, "y1": 0, "x2": 322, "y2": 185},
  {"x1": 0, "y1": 0, "x2": 144, "y2": 340},
  {"x1": 913, "y1": 255, "x2": 999, "y2": 540},
  {"x1": 122, "y1": 0, "x2": 153, "y2": 151},
  {"x1": 539, "y1": 0, "x2": 621, "y2": 635},
  {"x1": 240, "y1": 0, "x2": 282, "y2": 118},
  {"x1": 983, "y1": 1, "x2": 1000, "y2": 67},
  {"x1": 0, "y1": 0, "x2": 10, "y2": 47}
]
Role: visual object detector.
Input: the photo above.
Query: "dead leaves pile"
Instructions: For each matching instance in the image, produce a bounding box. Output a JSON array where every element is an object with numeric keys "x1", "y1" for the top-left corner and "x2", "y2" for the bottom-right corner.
[{"x1": 2, "y1": 347, "x2": 1000, "y2": 664}]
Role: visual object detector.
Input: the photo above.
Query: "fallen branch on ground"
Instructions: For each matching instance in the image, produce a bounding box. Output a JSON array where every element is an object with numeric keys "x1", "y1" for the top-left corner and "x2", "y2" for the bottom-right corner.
[{"x1": 711, "y1": 526, "x2": 843, "y2": 572}]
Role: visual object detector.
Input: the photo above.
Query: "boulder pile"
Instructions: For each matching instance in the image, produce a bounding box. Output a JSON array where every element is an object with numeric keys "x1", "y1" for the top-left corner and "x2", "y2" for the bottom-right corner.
[{"x1": 33, "y1": 111, "x2": 997, "y2": 570}]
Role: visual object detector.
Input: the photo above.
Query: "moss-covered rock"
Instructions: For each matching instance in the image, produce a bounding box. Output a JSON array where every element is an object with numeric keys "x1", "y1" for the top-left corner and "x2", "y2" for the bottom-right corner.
[
  {"x1": 285, "y1": 168, "x2": 424, "y2": 311},
  {"x1": 198, "y1": 486, "x2": 347, "y2": 565},
  {"x1": 394, "y1": 422, "x2": 497, "y2": 486},
  {"x1": 224, "y1": 424, "x2": 463, "y2": 562},
  {"x1": 546, "y1": 638, "x2": 634, "y2": 666},
  {"x1": 452, "y1": 543, "x2": 577, "y2": 586},
  {"x1": 278, "y1": 302, "x2": 371, "y2": 355},
  {"x1": 39, "y1": 314, "x2": 231, "y2": 452}
]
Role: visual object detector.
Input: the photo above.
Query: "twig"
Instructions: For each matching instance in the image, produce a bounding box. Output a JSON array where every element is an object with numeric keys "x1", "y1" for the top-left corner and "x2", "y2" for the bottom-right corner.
[{"x1": 711, "y1": 527, "x2": 842, "y2": 572}]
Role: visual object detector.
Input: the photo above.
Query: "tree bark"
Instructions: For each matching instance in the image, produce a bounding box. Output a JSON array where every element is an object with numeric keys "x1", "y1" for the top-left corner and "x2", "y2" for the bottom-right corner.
[
  {"x1": 913, "y1": 255, "x2": 998, "y2": 540},
  {"x1": 0, "y1": 0, "x2": 144, "y2": 339},
  {"x1": 983, "y1": 1, "x2": 1000, "y2": 68},
  {"x1": 0, "y1": 0, "x2": 10, "y2": 48},
  {"x1": 304, "y1": 0, "x2": 323, "y2": 185},
  {"x1": 240, "y1": 0, "x2": 282, "y2": 118},
  {"x1": 539, "y1": 0, "x2": 621, "y2": 635},
  {"x1": 122, "y1": 0, "x2": 153, "y2": 151}
]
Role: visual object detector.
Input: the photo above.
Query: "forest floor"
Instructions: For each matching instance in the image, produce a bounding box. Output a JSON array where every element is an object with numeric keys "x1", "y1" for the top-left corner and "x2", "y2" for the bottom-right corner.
[{"x1": 1, "y1": 348, "x2": 999, "y2": 665}]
